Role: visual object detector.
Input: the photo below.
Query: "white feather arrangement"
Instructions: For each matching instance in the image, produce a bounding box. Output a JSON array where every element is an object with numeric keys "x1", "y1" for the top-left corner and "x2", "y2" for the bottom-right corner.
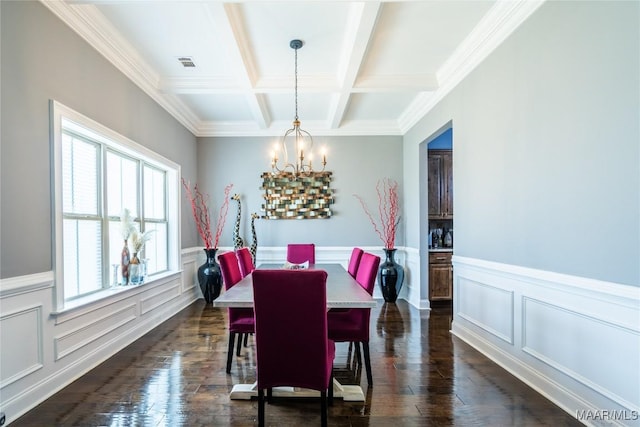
[
  {"x1": 120, "y1": 208, "x2": 136, "y2": 240},
  {"x1": 130, "y1": 229, "x2": 155, "y2": 253}
]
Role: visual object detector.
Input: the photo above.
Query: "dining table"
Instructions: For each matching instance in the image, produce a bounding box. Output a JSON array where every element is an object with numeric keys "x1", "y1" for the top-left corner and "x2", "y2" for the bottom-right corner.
[{"x1": 213, "y1": 263, "x2": 376, "y2": 401}]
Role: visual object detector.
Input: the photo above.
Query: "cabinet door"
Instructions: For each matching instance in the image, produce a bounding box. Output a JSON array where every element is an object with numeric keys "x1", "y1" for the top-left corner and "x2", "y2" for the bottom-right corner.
[
  {"x1": 429, "y1": 263, "x2": 452, "y2": 300},
  {"x1": 442, "y1": 151, "x2": 453, "y2": 217},
  {"x1": 428, "y1": 154, "x2": 443, "y2": 217},
  {"x1": 428, "y1": 150, "x2": 453, "y2": 219}
]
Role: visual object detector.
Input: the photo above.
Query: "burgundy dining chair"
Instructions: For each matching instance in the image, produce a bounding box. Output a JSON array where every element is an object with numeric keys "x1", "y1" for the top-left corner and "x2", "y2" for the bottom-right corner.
[
  {"x1": 347, "y1": 247, "x2": 364, "y2": 278},
  {"x1": 327, "y1": 251, "x2": 380, "y2": 386},
  {"x1": 286, "y1": 243, "x2": 315, "y2": 264},
  {"x1": 236, "y1": 247, "x2": 255, "y2": 278},
  {"x1": 252, "y1": 269, "x2": 334, "y2": 427},
  {"x1": 218, "y1": 251, "x2": 254, "y2": 374}
]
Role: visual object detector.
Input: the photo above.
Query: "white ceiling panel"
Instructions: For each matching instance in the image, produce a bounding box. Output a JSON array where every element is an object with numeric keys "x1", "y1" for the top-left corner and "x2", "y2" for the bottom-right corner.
[{"x1": 42, "y1": 0, "x2": 544, "y2": 136}]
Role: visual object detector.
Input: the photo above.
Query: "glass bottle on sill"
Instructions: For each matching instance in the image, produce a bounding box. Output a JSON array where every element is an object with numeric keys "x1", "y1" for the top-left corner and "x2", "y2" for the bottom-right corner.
[{"x1": 130, "y1": 252, "x2": 142, "y2": 284}]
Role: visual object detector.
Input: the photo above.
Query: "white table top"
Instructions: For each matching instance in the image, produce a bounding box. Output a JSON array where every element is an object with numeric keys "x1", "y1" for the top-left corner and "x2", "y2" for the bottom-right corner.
[{"x1": 213, "y1": 263, "x2": 377, "y2": 309}]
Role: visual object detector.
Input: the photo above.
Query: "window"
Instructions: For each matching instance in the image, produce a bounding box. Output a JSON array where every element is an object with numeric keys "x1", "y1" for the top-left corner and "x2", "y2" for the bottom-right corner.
[{"x1": 51, "y1": 101, "x2": 180, "y2": 308}]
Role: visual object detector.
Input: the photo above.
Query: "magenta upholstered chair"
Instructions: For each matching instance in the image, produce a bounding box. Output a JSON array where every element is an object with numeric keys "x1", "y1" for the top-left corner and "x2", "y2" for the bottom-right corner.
[
  {"x1": 354, "y1": 252, "x2": 380, "y2": 296},
  {"x1": 252, "y1": 269, "x2": 334, "y2": 427},
  {"x1": 286, "y1": 243, "x2": 315, "y2": 264},
  {"x1": 347, "y1": 247, "x2": 364, "y2": 278},
  {"x1": 327, "y1": 252, "x2": 380, "y2": 386},
  {"x1": 236, "y1": 247, "x2": 255, "y2": 278},
  {"x1": 218, "y1": 251, "x2": 254, "y2": 374}
]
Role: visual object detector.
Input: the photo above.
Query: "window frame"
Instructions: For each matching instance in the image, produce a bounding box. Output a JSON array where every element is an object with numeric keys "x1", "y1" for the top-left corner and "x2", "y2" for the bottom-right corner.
[{"x1": 50, "y1": 100, "x2": 181, "y2": 311}]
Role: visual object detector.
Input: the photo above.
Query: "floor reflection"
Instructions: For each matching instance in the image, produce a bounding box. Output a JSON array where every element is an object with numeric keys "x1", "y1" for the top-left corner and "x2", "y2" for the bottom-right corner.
[{"x1": 376, "y1": 302, "x2": 407, "y2": 354}]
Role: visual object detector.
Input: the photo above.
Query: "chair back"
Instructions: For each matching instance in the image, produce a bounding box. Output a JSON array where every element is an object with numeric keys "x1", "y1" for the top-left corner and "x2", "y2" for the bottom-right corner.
[
  {"x1": 219, "y1": 251, "x2": 243, "y2": 290},
  {"x1": 286, "y1": 243, "x2": 316, "y2": 264},
  {"x1": 355, "y1": 252, "x2": 381, "y2": 295},
  {"x1": 236, "y1": 247, "x2": 255, "y2": 278},
  {"x1": 347, "y1": 247, "x2": 364, "y2": 278},
  {"x1": 252, "y1": 269, "x2": 333, "y2": 391}
]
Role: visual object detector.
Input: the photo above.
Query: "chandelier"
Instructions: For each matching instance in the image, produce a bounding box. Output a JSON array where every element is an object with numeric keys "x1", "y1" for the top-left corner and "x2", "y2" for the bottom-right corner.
[{"x1": 271, "y1": 39, "x2": 326, "y2": 179}]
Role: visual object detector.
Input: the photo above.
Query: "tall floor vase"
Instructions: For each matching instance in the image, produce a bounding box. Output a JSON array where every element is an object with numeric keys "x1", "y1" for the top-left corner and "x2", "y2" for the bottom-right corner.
[
  {"x1": 198, "y1": 248, "x2": 222, "y2": 304},
  {"x1": 378, "y1": 248, "x2": 404, "y2": 303}
]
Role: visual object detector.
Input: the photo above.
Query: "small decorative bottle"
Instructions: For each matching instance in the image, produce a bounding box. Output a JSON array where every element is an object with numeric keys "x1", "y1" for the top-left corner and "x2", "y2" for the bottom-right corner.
[{"x1": 121, "y1": 240, "x2": 130, "y2": 285}]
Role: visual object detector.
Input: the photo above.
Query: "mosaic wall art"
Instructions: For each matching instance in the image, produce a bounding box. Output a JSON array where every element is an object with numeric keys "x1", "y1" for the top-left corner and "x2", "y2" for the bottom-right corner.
[{"x1": 260, "y1": 171, "x2": 334, "y2": 219}]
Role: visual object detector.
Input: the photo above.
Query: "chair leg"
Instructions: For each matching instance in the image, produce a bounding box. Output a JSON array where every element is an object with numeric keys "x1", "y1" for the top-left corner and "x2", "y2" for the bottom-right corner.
[
  {"x1": 320, "y1": 390, "x2": 327, "y2": 427},
  {"x1": 236, "y1": 333, "x2": 243, "y2": 356},
  {"x1": 243, "y1": 333, "x2": 249, "y2": 347},
  {"x1": 258, "y1": 388, "x2": 265, "y2": 427},
  {"x1": 354, "y1": 341, "x2": 362, "y2": 366},
  {"x1": 347, "y1": 342, "x2": 354, "y2": 368},
  {"x1": 362, "y1": 341, "x2": 373, "y2": 386},
  {"x1": 226, "y1": 332, "x2": 236, "y2": 374}
]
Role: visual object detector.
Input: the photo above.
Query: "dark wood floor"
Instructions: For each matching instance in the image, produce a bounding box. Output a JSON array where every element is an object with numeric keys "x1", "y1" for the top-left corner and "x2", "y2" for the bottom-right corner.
[{"x1": 15, "y1": 300, "x2": 581, "y2": 426}]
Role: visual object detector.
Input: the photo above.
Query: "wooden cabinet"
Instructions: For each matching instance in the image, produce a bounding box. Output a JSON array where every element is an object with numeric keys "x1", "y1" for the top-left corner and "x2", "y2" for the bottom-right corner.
[
  {"x1": 429, "y1": 251, "x2": 452, "y2": 301},
  {"x1": 428, "y1": 150, "x2": 453, "y2": 219}
]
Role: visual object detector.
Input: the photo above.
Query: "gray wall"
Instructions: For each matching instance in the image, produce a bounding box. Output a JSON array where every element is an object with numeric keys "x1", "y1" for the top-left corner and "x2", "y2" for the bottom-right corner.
[
  {"x1": 405, "y1": 1, "x2": 639, "y2": 286},
  {"x1": 197, "y1": 136, "x2": 403, "y2": 248},
  {"x1": 0, "y1": 1, "x2": 198, "y2": 278}
]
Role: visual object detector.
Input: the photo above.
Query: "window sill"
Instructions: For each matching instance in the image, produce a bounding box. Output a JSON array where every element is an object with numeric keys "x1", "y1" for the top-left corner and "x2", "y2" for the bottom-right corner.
[{"x1": 52, "y1": 270, "x2": 181, "y2": 317}]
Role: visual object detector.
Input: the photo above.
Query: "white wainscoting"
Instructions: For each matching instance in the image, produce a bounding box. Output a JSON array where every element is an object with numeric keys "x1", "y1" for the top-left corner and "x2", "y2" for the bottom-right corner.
[
  {"x1": 0, "y1": 248, "x2": 202, "y2": 425},
  {"x1": 451, "y1": 255, "x2": 640, "y2": 427}
]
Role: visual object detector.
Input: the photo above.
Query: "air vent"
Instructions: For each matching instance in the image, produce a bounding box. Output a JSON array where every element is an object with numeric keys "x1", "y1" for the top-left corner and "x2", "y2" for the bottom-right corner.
[{"x1": 177, "y1": 56, "x2": 196, "y2": 68}]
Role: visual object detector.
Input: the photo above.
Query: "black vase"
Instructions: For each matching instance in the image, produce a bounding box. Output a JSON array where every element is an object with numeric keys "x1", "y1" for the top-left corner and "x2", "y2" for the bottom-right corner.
[
  {"x1": 378, "y1": 248, "x2": 404, "y2": 303},
  {"x1": 197, "y1": 248, "x2": 222, "y2": 304}
]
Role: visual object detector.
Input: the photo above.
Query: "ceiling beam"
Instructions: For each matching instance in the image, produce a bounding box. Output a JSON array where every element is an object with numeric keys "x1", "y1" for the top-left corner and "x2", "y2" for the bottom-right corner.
[{"x1": 327, "y1": 2, "x2": 382, "y2": 129}]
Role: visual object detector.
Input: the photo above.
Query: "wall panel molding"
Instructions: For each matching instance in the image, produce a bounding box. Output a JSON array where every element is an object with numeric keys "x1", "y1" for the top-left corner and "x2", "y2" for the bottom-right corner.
[
  {"x1": 457, "y1": 277, "x2": 514, "y2": 344},
  {"x1": 54, "y1": 304, "x2": 137, "y2": 360},
  {"x1": 521, "y1": 296, "x2": 640, "y2": 412},
  {"x1": 0, "y1": 305, "x2": 44, "y2": 388},
  {"x1": 140, "y1": 283, "x2": 182, "y2": 315},
  {"x1": 451, "y1": 255, "x2": 640, "y2": 426}
]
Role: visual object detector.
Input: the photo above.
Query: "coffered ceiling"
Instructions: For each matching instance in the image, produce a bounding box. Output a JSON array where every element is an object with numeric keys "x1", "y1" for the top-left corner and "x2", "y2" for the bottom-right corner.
[{"x1": 43, "y1": 1, "x2": 543, "y2": 137}]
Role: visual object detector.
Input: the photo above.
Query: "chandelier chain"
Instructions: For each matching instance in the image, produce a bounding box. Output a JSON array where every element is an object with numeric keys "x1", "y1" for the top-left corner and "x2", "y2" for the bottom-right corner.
[{"x1": 294, "y1": 45, "x2": 299, "y2": 121}]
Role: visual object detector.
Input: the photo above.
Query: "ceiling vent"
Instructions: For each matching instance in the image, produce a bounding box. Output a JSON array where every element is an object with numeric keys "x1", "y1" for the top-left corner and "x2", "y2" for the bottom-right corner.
[{"x1": 177, "y1": 56, "x2": 196, "y2": 68}]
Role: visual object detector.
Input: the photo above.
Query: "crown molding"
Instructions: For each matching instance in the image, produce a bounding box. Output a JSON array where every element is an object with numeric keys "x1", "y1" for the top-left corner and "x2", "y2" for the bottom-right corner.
[
  {"x1": 40, "y1": 1, "x2": 200, "y2": 135},
  {"x1": 398, "y1": 0, "x2": 546, "y2": 134}
]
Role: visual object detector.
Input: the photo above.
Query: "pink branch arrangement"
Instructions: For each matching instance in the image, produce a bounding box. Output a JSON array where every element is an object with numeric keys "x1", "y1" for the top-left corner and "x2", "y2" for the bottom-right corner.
[
  {"x1": 182, "y1": 179, "x2": 233, "y2": 249},
  {"x1": 354, "y1": 178, "x2": 400, "y2": 250}
]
